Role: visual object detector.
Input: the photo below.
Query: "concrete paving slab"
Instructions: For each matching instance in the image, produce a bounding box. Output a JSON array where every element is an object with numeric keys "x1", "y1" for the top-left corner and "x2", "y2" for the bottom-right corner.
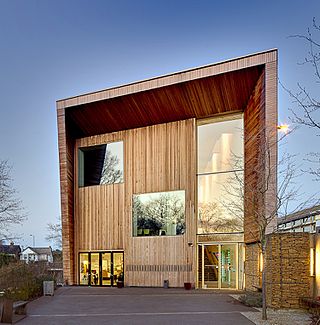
[{"x1": 20, "y1": 287, "x2": 256, "y2": 324}]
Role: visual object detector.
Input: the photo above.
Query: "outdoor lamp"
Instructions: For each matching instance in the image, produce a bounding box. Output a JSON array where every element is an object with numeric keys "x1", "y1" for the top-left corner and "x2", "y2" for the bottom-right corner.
[
  {"x1": 259, "y1": 252, "x2": 263, "y2": 272},
  {"x1": 310, "y1": 248, "x2": 315, "y2": 276},
  {"x1": 277, "y1": 124, "x2": 289, "y2": 133}
]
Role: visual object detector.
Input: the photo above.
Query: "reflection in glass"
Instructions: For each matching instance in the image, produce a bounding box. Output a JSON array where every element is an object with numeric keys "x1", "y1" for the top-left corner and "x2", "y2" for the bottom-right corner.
[
  {"x1": 79, "y1": 253, "x2": 89, "y2": 285},
  {"x1": 221, "y1": 244, "x2": 236, "y2": 288},
  {"x1": 238, "y1": 243, "x2": 245, "y2": 290},
  {"x1": 79, "y1": 141, "x2": 123, "y2": 187},
  {"x1": 198, "y1": 172, "x2": 243, "y2": 234},
  {"x1": 204, "y1": 245, "x2": 219, "y2": 289},
  {"x1": 197, "y1": 118, "x2": 243, "y2": 174},
  {"x1": 198, "y1": 244, "x2": 239, "y2": 289},
  {"x1": 132, "y1": 190, "x2": 185, "y2": 237},
  {"x1": 101, "y1": 253, "x2": 111, "y2": 286},
  {"x1": 90, "y1": 253, "x2": 100, "y2": 286}
]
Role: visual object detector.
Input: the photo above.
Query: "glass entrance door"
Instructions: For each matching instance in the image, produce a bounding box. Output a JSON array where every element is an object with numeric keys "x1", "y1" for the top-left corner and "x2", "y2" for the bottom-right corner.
[
  {"x1": 101, "y1": 252, "x2": 112, "y2": 286},
  {"x1": 79, "y1": 251, "x2": 124, "y2": 286},
  {"x1": 198, "y1": 243, "x2": 240, "y2": 289},
  {"x1": 90, "y1": 253, "x2": 100, "y2": 286},
  {"x1": 221, "y1": 244, "x2": 237, "y2": 288},
  {"x1": 113, "y1": 252, "x2": 124, "y2": 284},
  {"x1": 203, "y1": 245, "x2": 219, "y2": 289},
  {"x1": 79, "y1": 253, "x2": 89, "y2": 285}
]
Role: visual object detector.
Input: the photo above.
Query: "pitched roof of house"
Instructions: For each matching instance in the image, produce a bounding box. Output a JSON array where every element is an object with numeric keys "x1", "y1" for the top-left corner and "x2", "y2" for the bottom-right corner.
[
  {"x1": 33, "y1": 247, "x2": 52, "y2": 255},
  {"x1": 21, "y1": 247, "x2": 52, "y2": 255},
  {"x1": 0, "y1": 244, "x2": 21, "y2": 256}
]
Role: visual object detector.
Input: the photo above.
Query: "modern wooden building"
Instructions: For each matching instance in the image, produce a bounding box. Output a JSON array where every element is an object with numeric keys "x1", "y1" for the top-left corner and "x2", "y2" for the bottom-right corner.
[{"x1": 57, "y1": 49, "x2": 277, "y2": 289}]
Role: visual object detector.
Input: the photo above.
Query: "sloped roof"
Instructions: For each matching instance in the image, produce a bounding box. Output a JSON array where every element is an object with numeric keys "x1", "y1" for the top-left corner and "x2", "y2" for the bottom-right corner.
[
  {"x1": 32, "y1": 247, "x2": 52, "y2": 255},
  {"x1": 22, "y1": 247, "x2": 52, "y2": 255},
  {"x1": 0, "y1": 244, "x2": 21, "y2": 255},
  {"x1": 57, "y1": 49, "x2": 277, "y2": 137}
]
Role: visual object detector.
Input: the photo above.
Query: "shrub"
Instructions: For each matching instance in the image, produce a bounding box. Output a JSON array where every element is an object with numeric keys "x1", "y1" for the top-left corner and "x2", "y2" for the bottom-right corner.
[
  {"x1": 0, "y1": 253, "x2": 15, "y2": 268},
  {"x1": 309, "y1": 308, "x2": 320, "y2": 325},
  {"x1": 0, "y1": 262, "x2": 55, "y2": 301},
  {"x1": 239, "y1": 291, "x2": 262, "y2": 307}
]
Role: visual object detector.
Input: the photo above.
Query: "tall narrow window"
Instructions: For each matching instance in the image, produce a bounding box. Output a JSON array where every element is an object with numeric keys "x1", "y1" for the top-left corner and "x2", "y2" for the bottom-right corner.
[
  {"x1": 197, "y1": 116, "x2": 244, "y2": 234},
  {"x1": 78, "y1": 141, "x2": 124, "y2": 187}
]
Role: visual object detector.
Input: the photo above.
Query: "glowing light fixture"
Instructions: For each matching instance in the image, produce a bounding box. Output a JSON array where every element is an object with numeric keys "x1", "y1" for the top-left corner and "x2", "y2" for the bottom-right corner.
[
  {"x1": 310, "y1": 248, "x2": 315, "y2": 276},
  {"x1": 259, "y1": 252, "x2": 263, "y2": 272},
  {"x1": 277, "y1": 124, "x2": 289, "y2": 133}
]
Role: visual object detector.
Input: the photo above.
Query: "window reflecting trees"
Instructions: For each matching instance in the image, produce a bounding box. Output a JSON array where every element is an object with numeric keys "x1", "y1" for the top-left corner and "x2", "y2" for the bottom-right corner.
[
  {"x1": 78, "y1": 141, "x2": 123, "y2": 187},
  {"x1": 197, "y1": 117, "x2": 244, "y2": 234},
  {"x1": 132, "y1": 190, "x2": 185, "y2": 237}
]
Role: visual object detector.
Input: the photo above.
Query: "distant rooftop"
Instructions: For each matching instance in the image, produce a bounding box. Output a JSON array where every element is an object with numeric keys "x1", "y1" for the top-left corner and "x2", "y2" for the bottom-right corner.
[
  {"x1": 22, "y1": 247, "x2": 52, "y2": 255},
  {"x1": 0, "y1": 243, "x2": 21, "y2": 256},
  {"x1": 278, "y1": 205, "x2": 320, "y2": 225}
]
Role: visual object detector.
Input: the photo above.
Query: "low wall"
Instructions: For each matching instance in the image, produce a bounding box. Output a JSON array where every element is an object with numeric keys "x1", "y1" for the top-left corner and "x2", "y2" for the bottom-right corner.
[
  {"x1": 245, "y1": 233, "x2": 312, "y2": 308},
  {"x1": 245, "y1": 243, "x2": 260, "y2": 290},
  {"x1": 265, "y1": 233, "x2": 312, "y2": 308}
]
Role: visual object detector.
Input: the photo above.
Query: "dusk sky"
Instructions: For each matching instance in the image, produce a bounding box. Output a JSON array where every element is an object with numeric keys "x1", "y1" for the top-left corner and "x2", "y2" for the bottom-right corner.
[{"x1": 0, "y1": 0, "x2": 319, "y2": 247}]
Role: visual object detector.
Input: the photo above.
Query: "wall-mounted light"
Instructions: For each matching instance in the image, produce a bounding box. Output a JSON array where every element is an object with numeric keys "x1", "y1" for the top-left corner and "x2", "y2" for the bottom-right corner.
[
  {"x1": 259, "y1": 252, "x2": 263, "y2": 272},
  {"x1": 188, "y1": 242, "x2": 193, "y2": 247},
  {"x1": 310, "y1": 248, "x2": 315, "y2": 276},
  {"x1": 277, "y1": 124, "x2": 289, "y2": 133}
]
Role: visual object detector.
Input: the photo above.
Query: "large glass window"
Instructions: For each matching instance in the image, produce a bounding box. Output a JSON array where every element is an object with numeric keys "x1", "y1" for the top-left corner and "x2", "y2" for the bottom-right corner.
[
  {"x1": 132, "y1": 190, "x2": 185, "y2": 237},
  {"x1": 197, "y1": 116, "x2": 243, "y2": 234},
  {"x1": 78, "y1": 141, "x2": 123, "y2": 187}
]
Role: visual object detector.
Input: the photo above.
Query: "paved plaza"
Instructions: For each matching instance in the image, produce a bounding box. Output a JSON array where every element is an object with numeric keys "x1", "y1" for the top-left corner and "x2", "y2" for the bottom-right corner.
[{"x1": 19, "y1": 287, "x2": 256, "y2": 324}]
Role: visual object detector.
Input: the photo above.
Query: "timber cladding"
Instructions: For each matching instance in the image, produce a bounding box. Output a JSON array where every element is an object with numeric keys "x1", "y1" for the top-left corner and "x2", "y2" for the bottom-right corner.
[
  {"x1": 57, "y1": 49, "x2": 278, "y2": 286},
  {"x1": 74, "y1": 119, "x2": 196, "y2": 287},
  {"x1": 57, "y1": 109, "x2": 75, "y2": 285}
]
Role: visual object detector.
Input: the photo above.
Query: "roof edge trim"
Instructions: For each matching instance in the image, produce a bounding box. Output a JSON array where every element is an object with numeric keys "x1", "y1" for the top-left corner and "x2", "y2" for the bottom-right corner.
[{"x1": 57, "y1": 48, "x2": 277, "y2": 109}]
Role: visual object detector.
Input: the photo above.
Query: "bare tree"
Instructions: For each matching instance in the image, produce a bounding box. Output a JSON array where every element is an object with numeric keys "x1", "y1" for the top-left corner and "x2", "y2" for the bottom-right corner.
[
  {"x1": 198, "y1": 202, "x2": 243, "y2": 233},
  {"x1": 284, "y1": 17, "x2": 320, "y2": 180},
  {"x1": 133, "y1": 192, "x2": 185, "y2": 236},
  {"x1": 222, "y1": 130, "x2": 311, "y2": 320},
  {"x1": 45, "y1": 220, "x2": 62, "y2": 250},
  {"x1": 100, "y1": 150, "x2": 123, "y2": 184},
  {"x1": 0, "y1": 160, "x2": 26, "y2": 239}
]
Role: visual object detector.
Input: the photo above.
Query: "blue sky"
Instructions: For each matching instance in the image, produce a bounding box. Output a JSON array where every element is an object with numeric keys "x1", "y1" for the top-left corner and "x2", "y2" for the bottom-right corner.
[{"x1": 0, "y1": 0, "x2": 319, "y2": 247}]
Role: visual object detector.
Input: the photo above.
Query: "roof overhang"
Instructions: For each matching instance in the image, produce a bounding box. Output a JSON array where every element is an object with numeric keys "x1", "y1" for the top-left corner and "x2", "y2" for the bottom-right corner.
[{"x1": 57, "y1": 49, "x2": 277, "y2": 138}]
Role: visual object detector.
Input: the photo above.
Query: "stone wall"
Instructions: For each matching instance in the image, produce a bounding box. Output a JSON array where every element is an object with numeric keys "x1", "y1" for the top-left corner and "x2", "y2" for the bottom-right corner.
[
  {"x1": 245, "y1": 233, "x2": 312, "y2": 309},
  {"x1": 245, "y1": 243, "x2": 261, "y2": 290}
]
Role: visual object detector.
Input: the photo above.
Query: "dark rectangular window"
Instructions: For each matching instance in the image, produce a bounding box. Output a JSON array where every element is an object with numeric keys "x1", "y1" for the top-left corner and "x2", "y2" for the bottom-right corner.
[{"x1": 79, "y1": 141, "x2": 123, "y2": 187}]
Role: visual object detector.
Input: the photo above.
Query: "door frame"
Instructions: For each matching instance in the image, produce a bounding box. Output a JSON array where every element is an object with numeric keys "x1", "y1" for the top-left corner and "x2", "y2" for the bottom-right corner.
[
  {"x1": 197, "y1": 242, "x2": 241, "y2": 290},
  {"x1": 78, "y1": 250, "x2": 124, "y2": 286}
]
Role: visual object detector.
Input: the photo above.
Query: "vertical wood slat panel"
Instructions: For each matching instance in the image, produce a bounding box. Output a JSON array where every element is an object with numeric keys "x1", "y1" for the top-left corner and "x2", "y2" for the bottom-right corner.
[
  {"x1": 264, "y1": 61, "x2": 278, "y2": 234},
  {"x1": 74, "y1": 119, "x2": 196, "y2": 287},
  {"x1": 57, "y1": 108, "x2": 75, "y2": 285},
  {"x1": 244, "y1": 72, "x2": 265, "y2": 243}
]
